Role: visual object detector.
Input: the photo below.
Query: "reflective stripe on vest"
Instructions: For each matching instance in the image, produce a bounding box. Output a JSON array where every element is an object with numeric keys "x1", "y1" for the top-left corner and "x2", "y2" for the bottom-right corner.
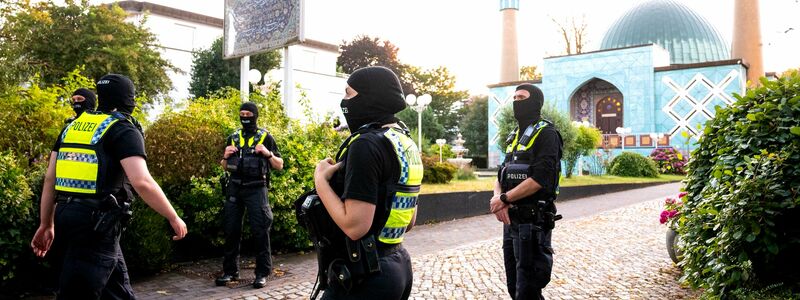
[
  {"x1": 377, "y1": 128, "x2": 423, "y2": 244},
  {"x1": 231, "y1": 129, "x2": 268, "y2": 148},
  {"x1": 55, "y1": 113, "x2": 121, "y2": 194},
  {"x1": 337, "y1": 127, "x2": 423, "y2": 244}
]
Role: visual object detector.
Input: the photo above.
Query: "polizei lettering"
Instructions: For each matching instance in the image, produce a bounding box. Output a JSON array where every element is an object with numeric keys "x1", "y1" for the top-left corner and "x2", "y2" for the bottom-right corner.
[
  {"x1": 506, "y1": 173, "x2": 528, "y2": 180},
  {"x1": 70, "y1": 121, "x2": 97, "y2": 132}
]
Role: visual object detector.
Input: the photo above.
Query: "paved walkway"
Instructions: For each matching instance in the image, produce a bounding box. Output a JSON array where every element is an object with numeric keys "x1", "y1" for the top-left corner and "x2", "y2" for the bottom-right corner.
[{"x1": 130, "y1": 182, "x2": 697, "y2": 299}]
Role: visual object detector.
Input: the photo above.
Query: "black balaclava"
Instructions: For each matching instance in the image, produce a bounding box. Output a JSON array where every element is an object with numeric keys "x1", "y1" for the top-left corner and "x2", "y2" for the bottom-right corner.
[
  {"x1": 239, "y1": 102, "x2": 259, "y2": 133},
  {"x1": 513, "y1": 84, "x2": 544, "y2": 129},
  {"x1": 71, "y1": 88, "x2": 96, "y2": 116},
  {"x1": 340, "y1": 66, "x2": 406, "y2": 132},
  {"x1": 96, "y1": 74, "x2": 136, "y2": 115}
]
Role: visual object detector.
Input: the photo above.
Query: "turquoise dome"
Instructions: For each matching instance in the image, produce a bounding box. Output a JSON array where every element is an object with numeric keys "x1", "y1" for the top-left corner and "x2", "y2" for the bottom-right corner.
[{"x1": 599, "y1": 0, "x2": 730, "y2": 64}]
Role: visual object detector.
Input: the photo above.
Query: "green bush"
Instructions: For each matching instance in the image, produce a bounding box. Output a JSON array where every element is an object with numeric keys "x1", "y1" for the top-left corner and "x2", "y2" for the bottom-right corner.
[
  {"x1": 121, "y1": 199, "x2": 173, "y2": 275},
  {"x1": 0, "y1": 152, "x2": 34, "y2": 281},
  {"x1": 455, "y1": 165, "x2": 477, "y2": 180},
  {"x1": 0, "y1": 72, "x2": 86, "y2": 166},
  {"x1": 422, "y1": 155, "x2": 456, "y2": 184},
  {"x1": 679, "y1": 73, "x2": 800, "y2": 297},
  {"x1": 564, "y1": 124, "x2": 602, "y2": 177},
  {"x1": 608, "y1": 152, "x2": 659, "y2": 177}
]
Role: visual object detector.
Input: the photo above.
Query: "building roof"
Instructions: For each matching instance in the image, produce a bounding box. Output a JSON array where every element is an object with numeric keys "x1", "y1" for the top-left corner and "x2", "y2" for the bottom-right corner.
[{"x1": 599, "y1": 0, "x2": 729, "y2": 64}]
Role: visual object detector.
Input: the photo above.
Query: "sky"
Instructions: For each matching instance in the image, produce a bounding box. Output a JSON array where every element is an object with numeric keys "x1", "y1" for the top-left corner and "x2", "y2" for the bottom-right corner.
[{"x1": 90, "y1": 0, "x2": 799, "y2": 95}]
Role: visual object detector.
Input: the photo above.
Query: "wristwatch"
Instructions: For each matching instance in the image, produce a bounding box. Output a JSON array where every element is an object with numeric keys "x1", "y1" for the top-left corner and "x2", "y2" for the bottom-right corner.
[{"x1": 500, "y1": 193, "x2": 510, "y2": 204}]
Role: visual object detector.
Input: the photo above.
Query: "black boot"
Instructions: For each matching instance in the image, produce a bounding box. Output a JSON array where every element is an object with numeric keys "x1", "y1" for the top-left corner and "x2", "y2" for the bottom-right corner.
[
  {"x1": 215, "y1": 273, "x2": 239, "y2": 286},
  {"x1": 253, "y1": 274, "x2": 267, "y2": 289}
]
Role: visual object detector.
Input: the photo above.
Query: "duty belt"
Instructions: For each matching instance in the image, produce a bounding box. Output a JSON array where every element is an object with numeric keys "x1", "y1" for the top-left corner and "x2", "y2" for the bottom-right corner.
[
  {"x1": 508, "y1": 203, "x2": 539, "y2": 224},
  {"x1": 377, "y1": 243, "x2": 401, "y2": 257},
  {"x1": 55, "y1": 194, "x2": 104, "y2": 209}
]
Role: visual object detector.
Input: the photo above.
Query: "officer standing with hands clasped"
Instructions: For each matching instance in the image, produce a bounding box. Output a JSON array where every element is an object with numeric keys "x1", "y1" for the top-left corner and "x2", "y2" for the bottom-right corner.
[
  {"x1": 491, "y1": 84, "x2": 563, "y2": 300},
  {"x1": 217, "y1": 102, "x2": 284, "y2": 289},
  {"x1": 31, "y1": 74, "x2": 187, "y2": 299}
]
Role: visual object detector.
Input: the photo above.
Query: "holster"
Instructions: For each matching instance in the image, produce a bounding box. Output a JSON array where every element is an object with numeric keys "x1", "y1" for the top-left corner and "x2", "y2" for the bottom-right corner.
[{"x1": 92, "y1": 194, "x2": 133, "y2": 235}]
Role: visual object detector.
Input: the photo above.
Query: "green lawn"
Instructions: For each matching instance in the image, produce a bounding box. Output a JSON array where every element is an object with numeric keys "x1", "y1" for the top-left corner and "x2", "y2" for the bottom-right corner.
[{"x1": 420, "y1": 174, "x2": 685, "y2": 194}]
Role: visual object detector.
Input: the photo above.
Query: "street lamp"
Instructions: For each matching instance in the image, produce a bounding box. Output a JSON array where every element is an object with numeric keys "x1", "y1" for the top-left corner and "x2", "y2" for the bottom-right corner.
[
  {"x1": 248, "y1": 69, "x2": 262, "y2": 85},
  {"x1": 405, "y1": 93, "x2": 432, "y2": 147},
  {"x1": 435, "y1": 139, "x2": 446, "y2": 162},
  {"x1": 615, "y1": 127, "x2": 632, "y2": 150}
]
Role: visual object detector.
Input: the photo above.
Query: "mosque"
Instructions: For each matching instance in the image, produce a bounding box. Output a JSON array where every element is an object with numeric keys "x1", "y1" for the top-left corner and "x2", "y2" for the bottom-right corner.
[{"x1": 487, "y1": 0, "x2": 764, "y2": 168}]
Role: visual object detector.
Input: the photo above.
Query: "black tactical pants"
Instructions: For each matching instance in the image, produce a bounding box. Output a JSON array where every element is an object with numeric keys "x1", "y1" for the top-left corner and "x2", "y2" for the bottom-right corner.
[
  {"x1": 53, "y1": 201, "x2": 135, "y2": 300},
  {"x1": 502, "y1": 224, "x2": 553, "y2": 300},
  {"x1": 321, "y1": 246, "x2": 413, "y2": 300},
  {"x1": 223, "y1": 184, "x2": 273, "y2": 277}
]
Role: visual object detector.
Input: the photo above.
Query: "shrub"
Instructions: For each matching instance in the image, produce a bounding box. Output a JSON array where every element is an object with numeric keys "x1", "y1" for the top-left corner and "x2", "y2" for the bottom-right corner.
[
  {"x1": 564, "y1": 124, "x2": 602, "y2": 177},
  {"x1": 649, "y1": 147, "x2": 687, "y2": 175},
  {"x1": 422, "y1": 155, "x2": 457, "y2": 184},
  {"x1": 0, "y1": 152, "x2": 34, "y2": 281},
  {"x1": 679, "y1": 73, "x2": 800, "y2": 297},
  {"x1": 121, "y1": 199, "x2": 173, "y2": 275},
  {"x1": 455, "y1": 165, "x2": 477, "y2": 180},
  {"x1": 608, "y1": 152, "x2": 658, "y2": 177}
]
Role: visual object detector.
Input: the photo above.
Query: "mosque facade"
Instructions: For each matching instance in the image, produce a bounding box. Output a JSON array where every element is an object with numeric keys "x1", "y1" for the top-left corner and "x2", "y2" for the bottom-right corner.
[{"x1": 487, "y1": 0, "x2": 749, "y2": 169}]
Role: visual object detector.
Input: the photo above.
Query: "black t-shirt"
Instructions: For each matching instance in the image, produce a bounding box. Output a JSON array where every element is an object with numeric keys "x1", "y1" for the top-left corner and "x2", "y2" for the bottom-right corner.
[
  {"x1": 500, "y1": 125, "x2": 563, "y2": 202},
  {"x1": 332, "y1": 130, "x2": 399, "y2": 238},
  {"x1": 52, "y1": 118, "x2": 146, "y2": 197}
]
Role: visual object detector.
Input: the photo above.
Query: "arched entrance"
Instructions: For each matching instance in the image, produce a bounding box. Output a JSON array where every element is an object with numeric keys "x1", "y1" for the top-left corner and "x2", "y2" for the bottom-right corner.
[{"x1": 570, "y1": 79, "x2": 623, "y2": 134}]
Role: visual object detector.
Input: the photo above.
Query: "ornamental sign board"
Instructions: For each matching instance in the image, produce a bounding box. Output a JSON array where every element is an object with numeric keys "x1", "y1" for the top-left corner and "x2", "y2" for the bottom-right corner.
[{"x1": 223, "y1": 0, "x2": 304, "y2": 59}]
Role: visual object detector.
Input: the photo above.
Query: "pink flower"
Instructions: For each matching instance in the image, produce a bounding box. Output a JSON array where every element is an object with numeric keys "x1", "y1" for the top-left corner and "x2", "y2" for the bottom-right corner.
[
  {"x1": 668, "y1": 210, "x2": 679, "y2": 218},
  {"x1": 665, "y1": 198, "x2": 676, "y2": 205},
  {"x1": 678, "y1": 192, "x2": 688, "y2": 198}
]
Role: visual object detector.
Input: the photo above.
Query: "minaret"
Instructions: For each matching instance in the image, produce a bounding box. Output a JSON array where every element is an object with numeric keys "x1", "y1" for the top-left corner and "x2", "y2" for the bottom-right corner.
[
  {"x1": 731, "y1": 0, "x2": 764, "y2": 86},
  {"x1": 499, "y1": 0, "x2": 520, "y2": 82}
]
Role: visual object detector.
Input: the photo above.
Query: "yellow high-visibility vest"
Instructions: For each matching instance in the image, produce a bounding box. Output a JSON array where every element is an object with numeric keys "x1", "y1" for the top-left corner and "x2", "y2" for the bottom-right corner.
[
  {"x1": 55, "y1": 112, "x2": 126, "y2": 195},
  {"x1": 337, "y1": 127, "x2": 424, "y2": 244}
]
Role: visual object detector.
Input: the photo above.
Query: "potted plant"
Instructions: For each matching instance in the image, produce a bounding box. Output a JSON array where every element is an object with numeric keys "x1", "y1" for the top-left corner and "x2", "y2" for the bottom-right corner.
[{"x1": 660, "y1": 192, "x2": 686, "y2": 264}]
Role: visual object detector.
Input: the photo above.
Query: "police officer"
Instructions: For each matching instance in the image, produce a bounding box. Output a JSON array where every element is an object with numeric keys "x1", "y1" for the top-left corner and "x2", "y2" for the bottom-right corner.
[
  {"x1": 490, "y1": 84, "x2": 563, "y2": 300},
  {"x1": 312, "y1": 66, "x2": 423, "y2": 299},
  {"x1": 66, "y1": 88, "x2": 96, "y2": 123},
  {"x1": 217, "y1": 102, "x2": 284, "y2": 289},
  {"x1": 31, "y1": 74, "x2": 188, "y2": 299}
]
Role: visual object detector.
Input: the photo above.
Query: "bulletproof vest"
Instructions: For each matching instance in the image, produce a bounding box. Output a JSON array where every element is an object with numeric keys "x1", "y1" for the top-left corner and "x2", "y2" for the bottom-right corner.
[
  {"x1": 500, "y1": 120, "x2": 562, "y2": 203},
  {"x1": 226, "y1": 129, "x2": 270, "y2": 185},
  {"x1": 55, "y1": 111, "x2": 129, "y2": 198}
]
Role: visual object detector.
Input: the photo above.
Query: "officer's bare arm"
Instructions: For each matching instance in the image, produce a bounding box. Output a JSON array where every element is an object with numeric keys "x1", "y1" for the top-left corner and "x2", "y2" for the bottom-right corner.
[
  {"x1": 267, "y1": 155, "x2": 283, "y2": 171},
  {"x1": 494, "y1": 180, "x2": 502, "y2": 196},
  {"x1": 314, "y1": 177, "x2": 376, "y2": 240},
  {"x1": 37, "y1": 153, "x2": 58, "y2": 227},
  {"x1": 503, "y1": 178, "x2": 543, "y2": 203},
  {"x1": 120, "y1": 156, "x2": 184, "y2": 225}
]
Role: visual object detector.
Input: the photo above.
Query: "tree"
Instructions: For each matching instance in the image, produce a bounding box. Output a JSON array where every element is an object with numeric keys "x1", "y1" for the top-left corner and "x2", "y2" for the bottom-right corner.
[
  {"x1": 189, "y1": 37, "x2": 281, "y2": 98},
  {"x1": 458, "y1": 95, "x2": 488, "y2": 159},
  {"x1": 551, "y1": 15, "x2": 589, "y2": 55},
  {"x1": 396, "y1": 107, "x2": 445, "y2": 145},
  {"x1": 337, "y1": 35, "x2": 415, "y2": 95},
  {"x1": 0, "y1": 0, "x2": 175, "y2": 103},
  {"x1": 519, "y1": 65, "x2": 542, "y2": 81},
  {"x1": 405, "y1": 66, "x2": 469, "y2": 139}
]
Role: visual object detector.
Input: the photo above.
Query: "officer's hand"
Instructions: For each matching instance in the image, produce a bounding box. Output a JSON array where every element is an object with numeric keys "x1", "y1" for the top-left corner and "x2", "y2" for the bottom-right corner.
[
  {"x1": 255, "y1": 144, "x2": 272, "y2": 157},
  {"x1": 223, "y1": 146, "x2": 239, "y2": 159},
  {"x1": 314, "y1": 158, "x2": 341, "y2": 181},
  {"x1": 31, "y1": 225, "x2": 54, "y2": 258},
  {"x1": 494, "y1": 206, "x2": 511, "y2": 225},
  {"x1": 490, "y1": 194, "x2": 508, "y2": 214},
  {"x1": 169, "y1": 217, "x2": 188, "y2": 241}
]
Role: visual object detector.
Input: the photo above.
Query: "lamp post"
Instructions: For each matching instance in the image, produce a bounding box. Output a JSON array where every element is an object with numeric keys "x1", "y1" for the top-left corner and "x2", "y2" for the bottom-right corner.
[
  {"x1": 615, "y1": 127, "x2": 632, "y2": 150},
  {"x1": 435, "y1": 139, "x2": 446, "y2": 162},
  {"x1": 405, "y1": 94, "x2": 432, "y2": 147}
]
